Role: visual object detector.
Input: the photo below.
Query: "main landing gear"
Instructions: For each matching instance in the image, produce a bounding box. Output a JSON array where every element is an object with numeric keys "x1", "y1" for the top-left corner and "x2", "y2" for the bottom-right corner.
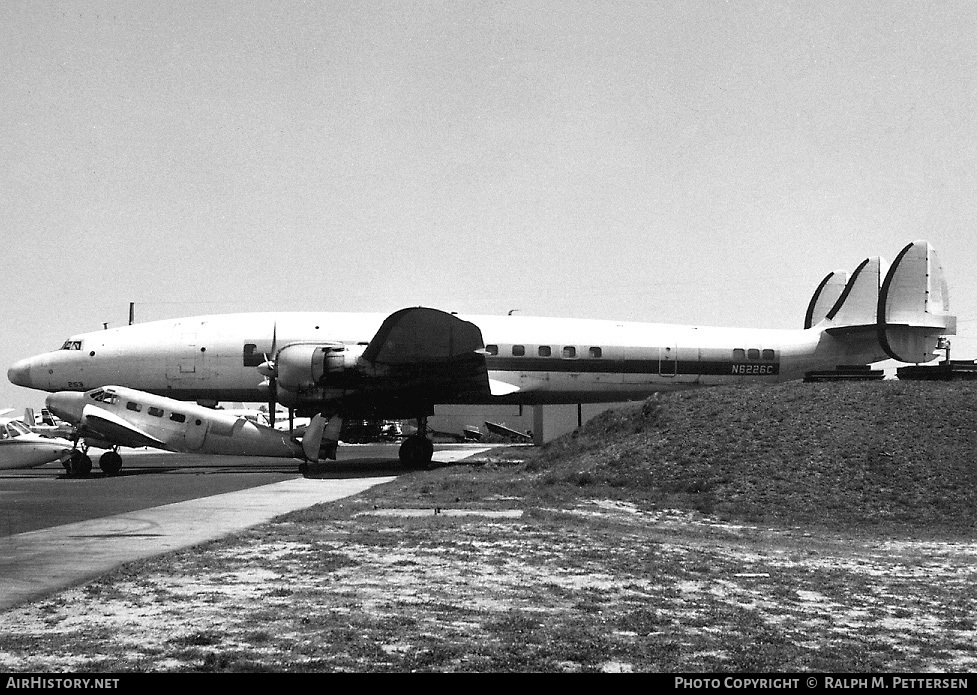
[
  {"x1": 64, "y1": 444, "x2": 123, "y2": 477},
  {"x1": 398, "y1": 416, "x2": 434, "y2": 470}
]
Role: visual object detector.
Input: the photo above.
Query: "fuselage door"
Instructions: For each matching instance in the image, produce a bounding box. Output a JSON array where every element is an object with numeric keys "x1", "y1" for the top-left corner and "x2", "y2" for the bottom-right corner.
[
  {"x1": 185, "y1": 414, "x2": 209, "y2": 451},
  {"x1": 166, "y1": 328, "x2": 200, "y2": 383}
]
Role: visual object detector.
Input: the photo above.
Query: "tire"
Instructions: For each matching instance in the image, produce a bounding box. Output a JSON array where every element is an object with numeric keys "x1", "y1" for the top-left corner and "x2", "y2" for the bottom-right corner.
[
  {"x1": 398, "y1": 435, "x2": 434, "y2": 469},
  {"x1": 99, "y1": 451, "x2": 123, "y2": 475},
  {"x1": 70, "y1": 451, "x2": 93, "y2": 477}
]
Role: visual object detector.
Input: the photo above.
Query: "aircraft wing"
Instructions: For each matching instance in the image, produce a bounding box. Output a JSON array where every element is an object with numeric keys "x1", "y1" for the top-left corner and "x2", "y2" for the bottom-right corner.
[
  {"x1": 80, "y1": 404, "x2": 167, "y2": 449},
  {"x1": 359, "y1": 307, "x2": 492, "y2": 401}
]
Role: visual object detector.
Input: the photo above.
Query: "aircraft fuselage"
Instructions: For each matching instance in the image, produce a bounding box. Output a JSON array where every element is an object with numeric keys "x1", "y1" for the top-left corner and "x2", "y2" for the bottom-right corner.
[{"x1": 9, "y1": 311, "x2": 887, "y2": 412}]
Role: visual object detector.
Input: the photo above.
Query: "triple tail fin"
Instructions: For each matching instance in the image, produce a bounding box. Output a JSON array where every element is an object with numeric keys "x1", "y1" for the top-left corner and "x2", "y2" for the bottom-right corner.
[{"x1": 808, "y1": 240, "x2": 956, "y2": 364}]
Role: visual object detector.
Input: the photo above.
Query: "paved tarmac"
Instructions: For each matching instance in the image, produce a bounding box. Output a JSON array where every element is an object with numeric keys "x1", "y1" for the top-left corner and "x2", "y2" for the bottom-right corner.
[{"x1": 0, "y1": 443, "x2": 489, "y2": 610}]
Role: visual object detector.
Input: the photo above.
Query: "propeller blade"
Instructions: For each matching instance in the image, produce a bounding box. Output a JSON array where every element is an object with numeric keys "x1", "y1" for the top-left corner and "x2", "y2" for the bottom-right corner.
[{"x1": 268, "y1": 321, "x2": 277, "y2": 428}]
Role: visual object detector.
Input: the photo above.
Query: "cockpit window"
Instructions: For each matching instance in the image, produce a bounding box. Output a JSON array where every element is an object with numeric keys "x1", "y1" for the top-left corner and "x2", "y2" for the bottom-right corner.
[
  {"x1": 61, "y1": 340, "x2": 83, "y2": 350},
  {"x1": 89, "y1": 390, "x2": 119, "y2": 405}
]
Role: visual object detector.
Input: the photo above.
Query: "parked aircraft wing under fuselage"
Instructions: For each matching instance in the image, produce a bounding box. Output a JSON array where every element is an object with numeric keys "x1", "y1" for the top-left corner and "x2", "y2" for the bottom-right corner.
[{"x1": 79, "y1": 404, "x2": 167, "y2": 449}]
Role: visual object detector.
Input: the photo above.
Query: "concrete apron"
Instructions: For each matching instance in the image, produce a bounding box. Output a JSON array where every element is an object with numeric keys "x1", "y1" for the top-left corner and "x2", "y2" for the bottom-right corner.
[{"x1": 0, "y1": 476, "x2": 396, "y2": 611}]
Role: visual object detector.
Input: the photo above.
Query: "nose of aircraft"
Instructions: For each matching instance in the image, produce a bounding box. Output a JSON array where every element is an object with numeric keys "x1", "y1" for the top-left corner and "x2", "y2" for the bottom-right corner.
[
  {"x1": 7, "y1": 358, "x2": 32, "y2": 388},
  {"x1": 45, "y1": 392, "x2": 86, "y2": 426}
]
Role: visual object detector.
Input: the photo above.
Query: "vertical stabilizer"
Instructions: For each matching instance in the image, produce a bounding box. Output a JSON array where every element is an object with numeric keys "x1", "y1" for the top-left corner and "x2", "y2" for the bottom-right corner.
[
  {"x1": 877, "y1": 240, "x2": 956, "y2": 363},
  {"x1": 824, "y1": 256, "x2": 888, "y2": 329},
  {"x1": 805, "y1": 270, "x2": 848, "y2": 329}
]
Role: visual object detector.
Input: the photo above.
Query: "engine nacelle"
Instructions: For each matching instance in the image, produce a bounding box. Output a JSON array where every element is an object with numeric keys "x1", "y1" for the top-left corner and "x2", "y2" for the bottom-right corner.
[{"x1": 274, "y1": 342, "x2": 367, "y2": 404}]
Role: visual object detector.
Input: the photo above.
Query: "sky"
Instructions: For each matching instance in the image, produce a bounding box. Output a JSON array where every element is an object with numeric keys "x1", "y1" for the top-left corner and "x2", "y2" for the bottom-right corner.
[{"x1": 1, "y1": 0, "x2": 975, "y2": 410}]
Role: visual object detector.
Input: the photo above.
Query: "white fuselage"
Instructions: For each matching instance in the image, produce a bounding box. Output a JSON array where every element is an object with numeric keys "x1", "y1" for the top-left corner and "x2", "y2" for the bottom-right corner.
[
  {"x1": 47, "y1": 386, "x2": 304, "y2": 458},
  {"x1": 0, "y1": 420, "x2": 73, "y2": 469},
  {"x1": 9, "y1": 311, "x2": 888, "y2": 410}
]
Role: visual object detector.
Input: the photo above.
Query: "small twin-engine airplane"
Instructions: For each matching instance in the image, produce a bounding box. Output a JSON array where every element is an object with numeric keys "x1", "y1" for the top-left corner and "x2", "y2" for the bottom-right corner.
[
  {"x1": 45, "y1": 386, "x2": 329, "y2": 476},
  {"x1": 8, "y1": 240, "x2": 956, "y2": 470},
  {"x1": 0, "y1": 409, "x2": 74, "y2": 470}
]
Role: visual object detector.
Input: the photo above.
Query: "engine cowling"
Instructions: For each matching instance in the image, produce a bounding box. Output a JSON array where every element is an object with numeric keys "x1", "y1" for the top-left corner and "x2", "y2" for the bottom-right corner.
[{"x1": 274, "y1": 342, "x2": 367, "y2": 405}]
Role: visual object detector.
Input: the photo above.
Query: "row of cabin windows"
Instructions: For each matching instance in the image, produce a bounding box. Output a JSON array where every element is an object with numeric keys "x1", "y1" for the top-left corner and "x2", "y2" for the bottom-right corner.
[
  {"x1": 735, "y1": 348, "x2": 776, "y2": 361},
  {"x1": 485, "y1": 344, "x2": 602, "y2": 359},
  {"x1": 125, "y1": 400, "x2": 188, "y2": 423}
]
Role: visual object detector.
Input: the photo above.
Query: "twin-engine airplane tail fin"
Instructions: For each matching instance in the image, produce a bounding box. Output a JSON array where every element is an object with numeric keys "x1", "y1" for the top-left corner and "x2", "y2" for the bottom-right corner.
[{"x1": 806, "y1": 240, "x2": 956, "y2": 364}]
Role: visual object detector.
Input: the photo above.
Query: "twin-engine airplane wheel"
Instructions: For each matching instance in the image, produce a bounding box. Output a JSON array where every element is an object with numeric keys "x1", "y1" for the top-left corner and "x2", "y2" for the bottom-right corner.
[
  {"x1": 98, "y1": 451, "x2": 123, "y2": 476},
  {"x1": 64, "y1": 450, "x2": 123, "y2": 477},
  {"x1": 398, "y1": 435, "x2": 434, "y2": 470},
  {"x1": 65, "y1": 450, "x2": 93, "y2": 477}
]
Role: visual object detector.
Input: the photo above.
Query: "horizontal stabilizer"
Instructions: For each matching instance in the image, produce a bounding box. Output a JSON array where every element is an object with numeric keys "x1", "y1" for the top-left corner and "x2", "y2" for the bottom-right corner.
[{"x1": 805, "y1": 269, "x2": 848, "y2": 329}]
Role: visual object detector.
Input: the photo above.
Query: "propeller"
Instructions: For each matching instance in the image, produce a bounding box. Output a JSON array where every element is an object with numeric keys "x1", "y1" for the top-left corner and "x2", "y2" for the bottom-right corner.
[{"x1": 257, "y1": 322, "x2": 278, "y2": 427}]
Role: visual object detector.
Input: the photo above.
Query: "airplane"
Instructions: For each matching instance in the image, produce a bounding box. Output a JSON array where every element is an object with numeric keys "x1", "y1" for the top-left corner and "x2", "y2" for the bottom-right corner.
[
  {"x1": 23, "y1": 406, "x2": 74, "y2": 438},
  {"x1": 44, "y1": 385, "x2": 330, "y2": 476},
  {"x1": 484, "y1": 421, "x2": 532, "y2": 441},
  {"x1": 8, "y1": 240, "x2": 956, "y2": 470},
  {"x1": 0, "y1": 408, "x2": 74, "y2": 470}
]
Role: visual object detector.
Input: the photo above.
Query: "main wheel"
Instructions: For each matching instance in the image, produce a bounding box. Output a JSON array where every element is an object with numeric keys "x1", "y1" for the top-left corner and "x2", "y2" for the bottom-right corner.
[
  {"x1": 69, "y1": 451, "x2": 93, "y2": 477},
  {"x1": 398, "y1": 435, "x2": 434, "y2": 469},
  {"x1": 99, "y1": 451, "x2": 123, "y2": 476}
]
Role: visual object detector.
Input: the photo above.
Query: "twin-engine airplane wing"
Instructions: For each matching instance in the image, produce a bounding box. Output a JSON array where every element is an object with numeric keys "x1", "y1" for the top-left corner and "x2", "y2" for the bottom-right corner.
[{"x1": 75, "y1": 402, "x2": 167, "y2": 450}]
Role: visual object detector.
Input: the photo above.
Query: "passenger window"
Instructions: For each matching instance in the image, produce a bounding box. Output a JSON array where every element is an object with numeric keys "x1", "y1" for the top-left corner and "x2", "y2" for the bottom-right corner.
[
  {"x1": 762, "y1": 349, "x2": 775, "y2": 361},
  {"x1": 170, "y1": 413, "x2": 187, "y2": 423},
  {"x1": 733, "y1": 349, "x2": 746, "y2": 361},
  {"x1": 563, "y1": 346, "x2": 577, "y2": 358},
  {"x1": 748, "y1": 349, "x2": 760, "y2": 360},
  {"x1": 538, "y1": 346, "x2": 552, "y2": 357},
  {"x1": 148, "y1": 407, "x2": 164, "y2": 417},
  {"x1": 126, "y1": 402, "x2": 141, "y2": 412},
  {"x1": 589, "y1": 347, "x2": 602, "y2": 358},
  {"x1": 512, "y1": 345, "x2": 525, "y2": 357},
  {"x1": 485, "y1": 345, "x2": 499, "y2": 356}
]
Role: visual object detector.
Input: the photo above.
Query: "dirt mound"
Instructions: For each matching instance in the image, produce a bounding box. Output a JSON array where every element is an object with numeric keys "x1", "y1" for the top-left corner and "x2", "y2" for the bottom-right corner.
[{"x1": 528, "y1": 380, "x2": 977, "y2": 535}]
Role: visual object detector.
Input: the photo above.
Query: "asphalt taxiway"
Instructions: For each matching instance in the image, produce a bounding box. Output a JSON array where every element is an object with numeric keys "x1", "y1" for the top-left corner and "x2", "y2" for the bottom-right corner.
[{"x1": 0, "y1": 443, "x2": 489, "y2": 610}]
